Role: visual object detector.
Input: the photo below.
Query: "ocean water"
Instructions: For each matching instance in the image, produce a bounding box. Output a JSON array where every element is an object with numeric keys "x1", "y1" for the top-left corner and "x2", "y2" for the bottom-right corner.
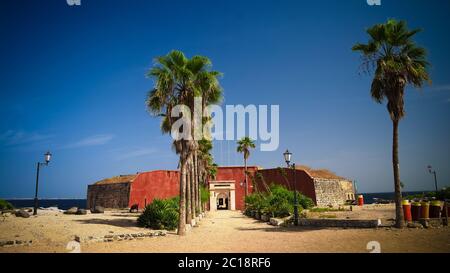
[
  {"x1": 4, "y1": 191, "x2": 431, "y2": 209},
  {"x1": 5, "y1": 199, "x2": 86, "y2": 210},
  {"x1": 361, "y1": 191, "x2": 431, "y2": 204}
]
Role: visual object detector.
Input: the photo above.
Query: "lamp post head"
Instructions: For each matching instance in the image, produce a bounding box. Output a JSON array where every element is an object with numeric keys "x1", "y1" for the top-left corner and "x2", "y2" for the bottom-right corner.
[
  {"x1": 427, "y1": 165, "x2": 433, "y2": 173},
  {"x1": 283, "y1": 149, "x2": 292, "y2": 166},
  {"x1": 45, "y1": 151, "x2": 52, "y2": 164}
]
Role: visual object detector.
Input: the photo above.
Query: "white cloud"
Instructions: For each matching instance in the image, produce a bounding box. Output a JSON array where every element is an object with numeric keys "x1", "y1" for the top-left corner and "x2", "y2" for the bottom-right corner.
[
  {"x1": 0, "y1": 130, "x2": 53, "y2": 146},
  {"x1": 115, "y1": 148, "x2": 157, "y2": 160},
  {"x1": 64, "y1": 134, "x2": 115, "y2": 149}
]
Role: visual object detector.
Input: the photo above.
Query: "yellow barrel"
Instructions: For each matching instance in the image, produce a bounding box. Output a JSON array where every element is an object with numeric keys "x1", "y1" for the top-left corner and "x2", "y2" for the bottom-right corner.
[{"x1": 420, "y1": 201, "x2": 430, "y2": 219}]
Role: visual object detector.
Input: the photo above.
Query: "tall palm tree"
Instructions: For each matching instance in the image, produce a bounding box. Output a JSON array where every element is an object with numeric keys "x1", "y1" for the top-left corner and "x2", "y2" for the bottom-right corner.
[
  {"x1": 146, "y1": 50, "x2": 197, "y2": 235},
  {"x1": 146, "y1": 50, "x2": 223, "y2": 234},
  {"x1": 352, "y1": 19, "x2": 430, "y2": 228},
  {"x1": 237, "y1": 137, "x2": 256, "y2": 198}
]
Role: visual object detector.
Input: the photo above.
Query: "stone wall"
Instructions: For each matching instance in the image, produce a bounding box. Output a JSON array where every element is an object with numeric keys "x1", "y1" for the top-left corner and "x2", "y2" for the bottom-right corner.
[
  {"x1": 87, "y1": 182, "x2": 131, "y2": 209},
  {"x1": 313, "y1": 179, "x2": 355, "y2": 207}
]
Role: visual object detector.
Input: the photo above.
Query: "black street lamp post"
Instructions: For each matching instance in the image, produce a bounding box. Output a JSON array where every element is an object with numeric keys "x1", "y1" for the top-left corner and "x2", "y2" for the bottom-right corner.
[
  {"x1": 427, "y1": 165, "x2": 438, "y2": 192},
  {"x1": 283, "y1": 149, "x2": 299, "y2": 226},
  {"x1": 33, "y1": 151, "x2": 52, "y2": 215}
]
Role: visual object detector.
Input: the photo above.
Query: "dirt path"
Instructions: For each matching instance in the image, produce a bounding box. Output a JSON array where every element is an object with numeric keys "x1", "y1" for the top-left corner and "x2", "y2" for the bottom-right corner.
[
  {"x1": 81, "y1": 210, "x2": 450, "y2": 253},
  {"x1": 2, "y1": 210, "x2": 450, "y2": 253}
]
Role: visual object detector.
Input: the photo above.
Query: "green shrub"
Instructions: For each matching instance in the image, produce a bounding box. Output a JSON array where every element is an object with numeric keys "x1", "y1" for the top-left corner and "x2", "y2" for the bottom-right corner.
[
  {"x1": 137, "y1": 198, "x2": 179, "y2": 230},
  {"x1": 244, "y1": 184, "x2": 314, "y2": 218},
  {"x1": 200, "y1": 185, "x2": 210, "y2": 205},
  {"x1": 0, "y1": 199, "x2": 14, "y2": 210},
  {"x1": 298, "y1": 194, "x2": 314, "y2": 209},
  {"x1": 405, "y1": 188, "x2": 450, "y2": 201}
]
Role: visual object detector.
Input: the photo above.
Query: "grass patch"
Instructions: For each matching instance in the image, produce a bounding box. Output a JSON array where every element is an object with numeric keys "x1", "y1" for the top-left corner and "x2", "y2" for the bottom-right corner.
[
  {"x1": 309, "y1": 207, "x2": 345, "y2": 213},
  {"x1": 0, "y1": 199, "x2": 14, "y2": 210}
]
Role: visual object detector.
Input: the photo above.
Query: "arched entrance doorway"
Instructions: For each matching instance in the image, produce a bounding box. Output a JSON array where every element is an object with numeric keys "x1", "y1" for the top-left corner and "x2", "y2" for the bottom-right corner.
[
  {"x1": 216, "y1": 192, "x2": 229, "y2": 210},
  {"x1": 209, "y1": 180, "x2": 236, "y2": 211}
]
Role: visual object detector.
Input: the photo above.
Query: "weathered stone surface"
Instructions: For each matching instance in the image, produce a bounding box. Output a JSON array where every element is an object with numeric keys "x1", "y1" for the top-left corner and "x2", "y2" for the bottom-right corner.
[
  {"x1": 76, "y1": 209, "x2": 87, "y2": 215},
  {"x1": 65, "y1": 207, "x2": 78, "y2": 214},
  {"x1": 254, "y1": 212, "x2": 261, "y2": 220},
  {"x1": 90, "y1": 206, "x2": 104, "y2": 214},
  {"x1": 407, "y1": 222, "x2": 423, "y2": 229},
  {"x1": 269, "y1": 217, "x2": 285, "y2": 226},
  {"x1": 87, "y1": 182, "x2": 131, "y2": 209},
  {"x1": 15, "y1": 209, "x2": 30, "y2": 218},
  {"x1": 298, "y1": 218, "x2": 380, "y2": 228},
  {"x1": 261, "y1": 214, "x2": 270, "y2": 222},
  {"x1": 313, "y1": 178, "x2": 355, "y2": 207}
]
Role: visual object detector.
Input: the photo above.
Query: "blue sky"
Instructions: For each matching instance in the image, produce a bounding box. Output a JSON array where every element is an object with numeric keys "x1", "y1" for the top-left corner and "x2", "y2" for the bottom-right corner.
[{"x1": 0, "y1": 0, "x2": 449, "y2": 198}]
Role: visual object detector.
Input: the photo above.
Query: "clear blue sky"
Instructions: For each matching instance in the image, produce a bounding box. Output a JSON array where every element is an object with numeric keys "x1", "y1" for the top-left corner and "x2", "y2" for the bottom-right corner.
[{"x1": 0, "y1": 0, "x2": 449, "y2": 198}]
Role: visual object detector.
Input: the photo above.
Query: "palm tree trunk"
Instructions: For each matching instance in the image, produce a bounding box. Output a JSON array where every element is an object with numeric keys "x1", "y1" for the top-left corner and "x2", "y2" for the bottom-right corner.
[
  {"x1": 178, "y1": 152, "x2": 187, "y2": 236},
  {"x1": 194, "y1": 151, "x2": 200, "y2": 214},
  {"x1": 186, "y1": 155, "x2": 192, "y2": 225},
  {"x1": 190, "y1": 154, "x2": 196, "y2": 219},
  {"x1": 392, "y1": 119, "x2": 404, "y2": 228},
  {"x1": 244, "y1": 157, "x2": 248, "y2": 197}
]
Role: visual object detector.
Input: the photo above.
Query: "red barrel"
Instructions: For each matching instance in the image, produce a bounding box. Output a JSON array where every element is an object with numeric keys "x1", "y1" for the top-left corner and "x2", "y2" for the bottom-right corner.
[
  {"x1": 357, "y1": 195, "x2": 364, "y2": 206},
  {"x1": 411, "y1": 202, "x2": 421, "y2": 221},
  {"x1": 420, "y1": 201, "x2": 430, "y2": 219},
  {"x1": 430, "y1": 201, "x2": 442, "y2": 218},
  {"x1": 402, "y1": 200, "x2": 412, "y2": 222}
]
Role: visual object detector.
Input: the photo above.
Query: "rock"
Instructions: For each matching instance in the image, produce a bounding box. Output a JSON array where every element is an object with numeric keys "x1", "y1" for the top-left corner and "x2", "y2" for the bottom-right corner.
[
  {"x1": 407, "y1": 222, "x2": 423, "y2": 229},
  {"x1": 2, "y1": 212, "x2": 11, "y2": 217},
  {"x1": 261, "y1": 214, "x2": 270, "y2": 222},
  {"x1": 129, "y1": 204, "x2": 139, "y2": 213},
  {"x1": 74, "y1": 235, "x2": 81, "y2": 243},
  {"x1": 76, "y1": 209, "x2": 87, "y2": 215},
  {"x1": 269, "y1": 217, "x2": 285, "y2": 226},
  {"x1": 91, "y1": 206, "x2": 104, "y2": 214},
  {"x1": 15, "y1": 209, "x2": 30, "y2": 218},
  {"x1": 65, "y1": 207, "x2": 78, "y2": 214}
]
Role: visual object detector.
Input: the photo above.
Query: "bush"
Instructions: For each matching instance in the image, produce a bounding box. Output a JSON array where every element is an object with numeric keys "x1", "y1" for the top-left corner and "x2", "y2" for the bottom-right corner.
[
  {"x1": 244, "y1": 184, "x2": 314, "y2": 218},
  {"x1": 0, "y1": 199, "x2": 14, "y2": 210},
  {"x1": 200, "y1": 185, "x2": 210, "y2": 205},
  {"x1": 405, "y1": 188, "x2": 450, "y2": 201},
  {"x1": 137, "y1": 197, "x2": 179, "y2": 230},
  {"x1": 298, "y1": 194, "x2": 314, "y2": 209}
]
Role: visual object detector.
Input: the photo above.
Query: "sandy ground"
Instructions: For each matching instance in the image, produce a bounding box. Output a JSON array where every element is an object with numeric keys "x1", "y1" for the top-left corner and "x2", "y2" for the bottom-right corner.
[{"x1": 1, "y1": 206, "x2": 450, "y2": 253}]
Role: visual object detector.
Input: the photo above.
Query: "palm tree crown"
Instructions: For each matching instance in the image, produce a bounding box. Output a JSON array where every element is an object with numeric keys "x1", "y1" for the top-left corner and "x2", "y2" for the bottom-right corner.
[
  {"x1": 352, "y1": 19, "x2": 430, "y2": 121},
  {"x1": 237, "y1": 137, "x2": 256, "y2": 160}
]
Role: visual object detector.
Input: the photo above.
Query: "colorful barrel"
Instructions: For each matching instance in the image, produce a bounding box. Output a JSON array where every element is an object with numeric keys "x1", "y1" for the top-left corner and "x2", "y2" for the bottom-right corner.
[
  {"x1": 430, "y1": 201, "x2": 442, "y2": 218},
  {"x1": 442, "y1": 202, "x2": 450, "y2": 218},
  {"x1": 411, "y1": 202, "x2": 421, "y2": 221},
  {"x1": 420, "y1": 201, "x2": 430, "y2": 219},
  {"x1": 358, "y1": 195, "x2": 364, "y2": 206},
  {"x1": 402, "y1": 200, "x2": 412, "y2": 222}
]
